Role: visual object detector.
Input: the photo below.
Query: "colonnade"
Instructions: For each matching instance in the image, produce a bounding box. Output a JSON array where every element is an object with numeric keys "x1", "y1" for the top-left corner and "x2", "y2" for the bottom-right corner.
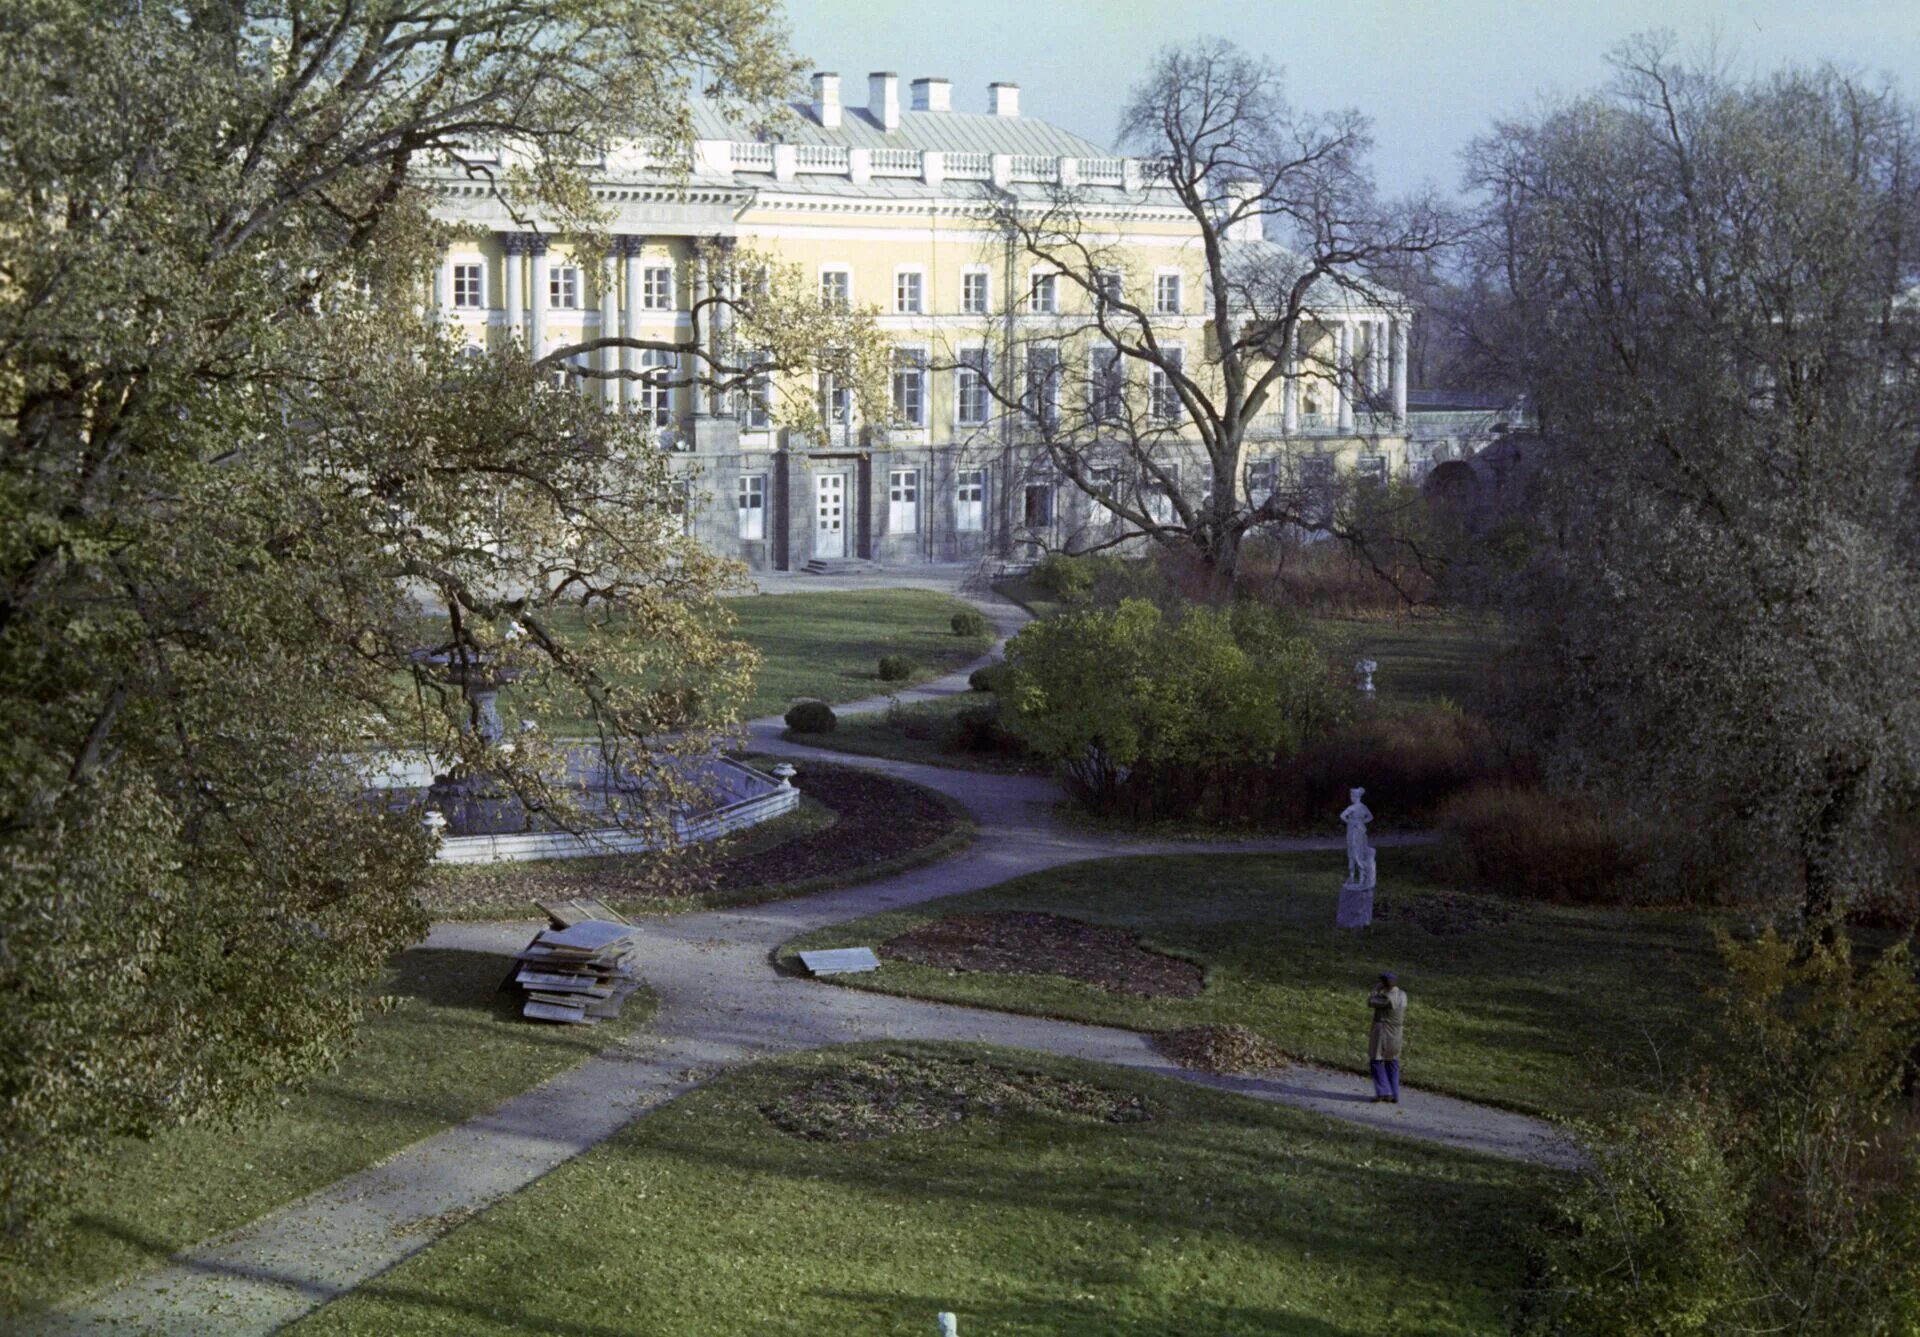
[{"x1": 1278, "y1": 313, "x2": 1410, "y2": 434}]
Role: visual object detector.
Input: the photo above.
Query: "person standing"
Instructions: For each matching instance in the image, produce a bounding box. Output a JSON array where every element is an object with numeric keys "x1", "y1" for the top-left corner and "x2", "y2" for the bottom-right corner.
[{"x1": 1368, "y1": 972, "x2": 1407, "y2": 1103}]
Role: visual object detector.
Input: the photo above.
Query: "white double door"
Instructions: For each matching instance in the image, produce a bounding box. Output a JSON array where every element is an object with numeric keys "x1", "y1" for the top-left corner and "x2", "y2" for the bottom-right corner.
[{"x1": 814, "y1": 472, "x2": 848, "y2": 559}]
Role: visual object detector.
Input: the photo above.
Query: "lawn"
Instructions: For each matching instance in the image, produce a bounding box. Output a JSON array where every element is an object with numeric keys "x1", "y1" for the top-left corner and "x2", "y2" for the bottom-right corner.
[
  {"x1": 792, "y1": 693, "x2": 1047, "y2": 775},
  {"x1": 291, "y1": 1044, "x2": 1553, "y2": 1336},
  {"x1": 0, "y1": 947, "x2": 654, "y2": 1318},
  {"x1": 730, "y1": 588, "x2": 995, "y2": 718},
  {"x1": 781, "y1": 850, "x2": 1717, "y2": 1120},
  {"x1": 1307, "y1": 614, "x2": 1500, "y2": 707}
]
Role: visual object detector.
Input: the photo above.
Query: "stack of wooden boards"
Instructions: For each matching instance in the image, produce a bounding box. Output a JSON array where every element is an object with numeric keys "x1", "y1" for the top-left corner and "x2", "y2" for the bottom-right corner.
[{"x1": 508, "y1": 897, "x2": 642, "y2": 1025}]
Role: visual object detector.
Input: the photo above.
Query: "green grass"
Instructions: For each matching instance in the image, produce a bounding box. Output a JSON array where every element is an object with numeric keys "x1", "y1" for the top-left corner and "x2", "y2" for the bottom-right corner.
[
  {"x1": 1308, "y1": 614, "x2": 1500, "y2": 707},
  {"x1": 793, "y1": 694, "x2": 1047, "y2": 775},
  {"x1": 1, "y1": 947, "x2": 655, "y2": 1318},
  {"x1": 291, "y1": 1043, "x2": 1553, "y2": 1336},
  {"x1": 730, "y1": 589, "x2": 994, "y2": 719},
  {"x1": 782, "y1": 850, "x2": 1717, "y2": 1120}
]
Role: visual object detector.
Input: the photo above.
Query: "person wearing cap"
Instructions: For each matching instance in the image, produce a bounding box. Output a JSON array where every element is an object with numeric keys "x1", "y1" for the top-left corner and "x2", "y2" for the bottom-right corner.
[{"x1": 1368, "y1": 972, "x2": 1407, "y2": 1103}]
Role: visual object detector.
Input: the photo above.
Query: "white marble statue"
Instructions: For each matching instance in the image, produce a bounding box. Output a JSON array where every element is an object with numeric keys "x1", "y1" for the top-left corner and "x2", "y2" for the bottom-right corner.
[
  {"x1": 1341, "y1": 787, "x2": 1374, "y2": 883},
  {"x1": 1355, "y1": 658, "x2": 1378, "y2": 695}
]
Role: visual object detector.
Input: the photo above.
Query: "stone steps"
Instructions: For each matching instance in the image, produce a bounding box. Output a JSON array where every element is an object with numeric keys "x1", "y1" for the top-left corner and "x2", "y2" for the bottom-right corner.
[{"x1": 801, "y1": 558, "x2": 885, "y2": 576}]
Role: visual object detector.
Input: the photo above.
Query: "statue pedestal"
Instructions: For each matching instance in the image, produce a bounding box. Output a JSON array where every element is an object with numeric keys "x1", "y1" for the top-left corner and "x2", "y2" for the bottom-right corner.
[{"x1": 1337, "y1": 880, "x2": 1375, "y2": 929}]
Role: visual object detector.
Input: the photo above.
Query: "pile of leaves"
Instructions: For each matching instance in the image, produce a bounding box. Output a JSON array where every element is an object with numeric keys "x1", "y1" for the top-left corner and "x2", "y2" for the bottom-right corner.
[
  {"x1": 884, "y1": 911, "x2": 1204, "y2": 997},
  {"x1": 1155, "y1": 1024, "x2": 1287, "y2": 1074},
  {"x1": 760, "y1": 1051, "x2": 1159, "y2": 1143}
]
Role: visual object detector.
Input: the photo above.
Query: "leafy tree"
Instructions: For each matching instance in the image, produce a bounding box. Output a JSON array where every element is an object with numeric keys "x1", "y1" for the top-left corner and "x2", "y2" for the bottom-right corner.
[
  {"x1": 0, "y1": 0, "x2": 864, "y2": 1239},
  {"x1": 1537, "y1": 931, "x2": 1920, "y2": 1334},
  {"x1": 1464, "y1": 36, "x2": 1920, "y2": 921},
  {"x1": 1001, "y1": 599, "x2": 1343, "y2": 817}
]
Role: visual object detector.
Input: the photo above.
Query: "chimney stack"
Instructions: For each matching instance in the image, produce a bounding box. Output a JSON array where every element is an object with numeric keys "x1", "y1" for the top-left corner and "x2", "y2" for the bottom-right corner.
[
  {"x1": 989, "y1": 82, "x2": 1020, "y2": 117},
  {"x1": 811, "y1": 72, "x2": 841, "y2": 128},
  {"x1": 868, "y1": 72, "x2": 900, "y2": 131},
  {"x1": 910, "y1": 77, "x2": 951, "y2": 113}
]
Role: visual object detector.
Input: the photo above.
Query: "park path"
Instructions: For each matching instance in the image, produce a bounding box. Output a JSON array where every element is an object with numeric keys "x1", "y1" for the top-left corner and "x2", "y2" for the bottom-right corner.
[{"x1": 37, "y1": 584, "x2": 1577, "y2": 1336}]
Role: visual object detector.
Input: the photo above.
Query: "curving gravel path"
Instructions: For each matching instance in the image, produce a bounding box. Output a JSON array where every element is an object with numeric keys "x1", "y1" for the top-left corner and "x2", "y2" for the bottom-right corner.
[{"x1": 36, "y1": 586, "x2": 1577, "y2": 1337}]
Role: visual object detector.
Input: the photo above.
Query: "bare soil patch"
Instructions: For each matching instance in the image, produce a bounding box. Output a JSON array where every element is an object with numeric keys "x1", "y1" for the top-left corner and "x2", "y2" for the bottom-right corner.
[
  {"x1": 1377, "y1": 890, "x2": 1515, "y2": 936},
  {"x1": 760, "y1": 1051, "x2": 1159, "y2": 1142},
  {"x1": 1156, "y1": 1024, "x2": 1288, "y2": 1074},
  {"x1": 883, "y1": 911, "x2": 1204, "y2": 998}
]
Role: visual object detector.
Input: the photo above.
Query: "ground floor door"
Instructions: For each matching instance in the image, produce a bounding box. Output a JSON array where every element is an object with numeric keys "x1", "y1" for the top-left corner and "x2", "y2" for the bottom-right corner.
[{"x1": 814, "y1": 472, "x2": 847, "y2": 559}]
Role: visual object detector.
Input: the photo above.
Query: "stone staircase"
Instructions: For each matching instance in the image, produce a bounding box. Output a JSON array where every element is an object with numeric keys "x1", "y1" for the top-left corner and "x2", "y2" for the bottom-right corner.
[{"x1": 800, "y1": 557, "x2": 886, "y2": 576}]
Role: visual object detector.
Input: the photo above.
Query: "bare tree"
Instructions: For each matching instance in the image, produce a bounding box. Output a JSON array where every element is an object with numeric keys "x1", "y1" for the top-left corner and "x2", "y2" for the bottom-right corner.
[{"x1": 939, "y1": 39, "x2": 1453, "y2": 592}]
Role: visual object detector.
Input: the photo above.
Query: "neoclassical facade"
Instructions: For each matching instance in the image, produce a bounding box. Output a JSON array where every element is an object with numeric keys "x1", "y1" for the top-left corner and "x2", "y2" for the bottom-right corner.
[{"x1": 427, "y1": 71, "x2": 1417, "y2": 570}]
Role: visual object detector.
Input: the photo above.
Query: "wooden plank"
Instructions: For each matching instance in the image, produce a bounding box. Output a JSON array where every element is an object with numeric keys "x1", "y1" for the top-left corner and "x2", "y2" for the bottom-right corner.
[
  {"x1": 536, "y1": 896, "x2": 633, "y2": 929},
  {"x1": 797, "y1": 947, "x2": 881, "y2": 976}
]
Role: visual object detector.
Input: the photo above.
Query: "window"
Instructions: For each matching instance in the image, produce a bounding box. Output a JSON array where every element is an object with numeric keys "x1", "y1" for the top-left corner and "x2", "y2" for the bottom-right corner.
[
  {"x1": 956, "y1": 347, "x2": 991, "y2": 427},
  {"x1": 888, "y1": 469, "x2": 919, "y2": 533},
  {"x1": 1089, "y1": 348, "x2": 1125, "y2": 423},
  {"x1": 890, "y1": 348, "x2": 926, "y2": 427},
  {"x1": 894, "y1": 270, "x2": 924, "y2": 315},
  {"x1": 637, "y1": 349, "x2": 675, "y2": 427},
  {"x1": 1027, "y1": 272, "x2": 1057, "y2": 314},
  {"x1": 956, "y1": 469, "x2": 986, "y2": 533},
  {"x1": 1300, "y1": 455, "x2": 1336, "y2": 520},
  {"x1": 1155, "y1": 273, "x2": 1182, "y2": 315},
  {"x1": 819, "y1": 372, "x2": 853, "y2": 425},
  {"x1": 1356, "y1": 453, "x2": 1389, "y2": 488},
  {"x1": 738, "y1": 348, "x2": 772, "y2": 429},
  {"x1": 1088, "y1": 466, "x2": 1120, "y2": 528},
  {"x1": 1149, "y1": 348, "x2": 1184, "y2": 422},
  {"x1": 1246, "y1": 457, "x2": 1278, "y2": 505},
  {"x1": 1147, "y1": 463, "x2": 1180, "y2": 525},
  {"x1": 820, "y1": 268, "x2": 851, "y2": 310},
  {"x1": 962, "y1": 270, "x2": 990, "y2": 314},
  {"x1": 737, "y1": 474, "x2": 766, "y2": 540},
  {"x1": 642, "y1": 265, "x2": 674, "y2": 311},
  {"x1": 452, "y1": 262, "x2": 484, "y2": 309},
  {"x1": 1023, "y1": 483, "x2": 1054, "y2": 528},
  {"x1": 1024, "y1": 345, "x2": 1061, "y2": 430},
  {"x1": 1095, "y1": 269, "x2": 1123, "y2": 307},
  {"x1": 549, "y1": 265, "x2": 581, "y2": 309}
]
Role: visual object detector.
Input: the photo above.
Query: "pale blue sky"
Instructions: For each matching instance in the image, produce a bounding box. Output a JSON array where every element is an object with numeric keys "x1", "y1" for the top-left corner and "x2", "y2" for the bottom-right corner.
[{"x1": 781, "y1": 0, "x2": 1920, "y2": 197}]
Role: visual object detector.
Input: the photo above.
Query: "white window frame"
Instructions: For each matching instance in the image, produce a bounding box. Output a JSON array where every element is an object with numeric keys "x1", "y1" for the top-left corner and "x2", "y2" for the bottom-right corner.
[
  {"x1": 1154, "y1": 270, "x2": 1183, "y2": 316},
  {"x1": 956, "y1": 468, "x2": 987, "y2": 533},
  {"x1": 1088, "y1": 347, "x2": 1126, "y2": 423},
  {"x1": 737, "y1": 474, "x2": 766, "y2": 540},
  {"x1": 1149, "y1": 346, "x2": 1185, "y2": 422},
  {"x1": 1146, "y1": 462, "x2": 1180, "y2": 525},
  {"x1": 890, "y1": 346, "x2": 928, "y2": 428},
  {"x1": 637, "y1": 348, "x2": 676, "y2": 427},
  {"x1": 1026, "y1": 269, "x2": 1058, "y2": 315},
  {"x1": 1025, "y1": 344, "x2": 1061, "y2": 430},
  {"x1": 549, "y1": 264, "x2": 582, "y2": 310},
  {"x1": 1356, "y1": 453, "x2": 1390, "y2": 488},
  {"x1": 1095, "y1": 268, "x2": 1124, "y2": 308},
  {"x1": 1246, "y1": 457, "x2": 1278, "y2": 505},
  {"x1": 955, "y1": 345, "x2": 991, "y2": 427},
  {"x1": 888, "y1": 468, "x2": 920, "y2": 534},
  {"x1": 961, "y1": 268, "x2": 991, "y2": 315},
  {"x1": 642, "y1": 264, "x2": 674, "y2": 311},
  {"x1": 819, "y1": 266, "x2": 852, "y2": 310},
  {"x1": 452, "y1": 261, "x2": 484, "y2": 310},
  {"x1": 1022, "y1": 481, "x2": 1055, "y2": 529},
  {"x1": 893, "y1": 267, "x2": 926, "y2": 315},
  {"x1": 1088, "y1": 466, "x2": 1120, "y2": 528}
]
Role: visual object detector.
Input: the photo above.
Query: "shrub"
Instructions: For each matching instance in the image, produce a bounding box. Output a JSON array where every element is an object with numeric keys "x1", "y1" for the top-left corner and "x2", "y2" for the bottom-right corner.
[
  {"x1": 1266, "y1": 703, "x2": 1506, "y2": 828},
  {"x1": 1433, "y1": 785, "x2": 1642, "y2": 904},
  {"x1": 876, "y1": 654, "x2": 914, "y2": 682},
  {"x1": 783, "y1": 700, "x2": 837, "y2": 734},
  {"x1": 950, "y1": 609, "x2": 988, "y2": 638},
  {"x1": 968, "y1": 662, "x2": 1009, "y2": 694},
  {"x1": 1029, "y1": 552, "x2": 1095, "y2": 599},
  {"x1": 942, "y1": 702, "x2": 1029, "y2": 757}
]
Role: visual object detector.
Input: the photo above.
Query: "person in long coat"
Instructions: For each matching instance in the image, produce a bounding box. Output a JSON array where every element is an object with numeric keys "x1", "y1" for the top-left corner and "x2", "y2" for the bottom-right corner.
[{"x1": 1368, "y1": 972, "x2": 1407, "y2": 1103}]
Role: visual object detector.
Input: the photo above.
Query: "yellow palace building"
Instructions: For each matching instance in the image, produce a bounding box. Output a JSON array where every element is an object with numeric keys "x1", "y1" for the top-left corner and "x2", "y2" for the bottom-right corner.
[{"x1": 426, "y1": 70, "x2": 1429, "y2": 571}]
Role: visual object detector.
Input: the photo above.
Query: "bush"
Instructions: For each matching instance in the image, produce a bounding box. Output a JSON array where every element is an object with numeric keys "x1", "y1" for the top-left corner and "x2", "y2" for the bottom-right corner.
[
  {"x1": 950, "y1": 609, "x2": 988, "y2": 638},
  {"x1": 783, "y1": 700, "x2": 837, "y2": 734},
  {"x1": 876, "y1": 654, "x2": 914, "y2": 682},
  {"x1": 1433, "y1": 785, "x2": 1642, "y2": 904},
  {"x1": 1029, "y1": 552, "x2": 1095, "y2": 599},
  {"x1": 942, "y1": 702, "x2": 1030, "y2": 757},
  {"x1": 969, "y1": 662, "x2": 1010, "y2": 694},
  {"x1": 1265, "y1": 703, "x2": 1507, "y2": 828}
]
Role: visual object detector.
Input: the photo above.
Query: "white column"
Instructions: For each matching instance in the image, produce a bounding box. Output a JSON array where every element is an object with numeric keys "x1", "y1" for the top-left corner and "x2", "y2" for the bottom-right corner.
[
  {"x1": 1392, "y1": 316, "x2": 1409, "y2": 427},
  {"x1": 714, "y1": 238, "x2": 736, "y2": 418},
  {"x1": 502, "y1": 234, "x2": 525, "y2": 346},
  {"x1": 1281, "y1": 340, "x2": 1299, "y2": 435},
  {"x1": 622, "y1": 236, "x2": 644, "y2": 410},
  {"x1": 431, "y1": 255, "x2": 449, "y2": 321},
  {"x1": 693, "y1": 247, "x2": 714, "y2": 415},
  {"x1": 1336, "y1": 319, "x2": 1355, "y2": 433},
  {"x1": 599, "y1": 250, "x2": 620, "y2": 407},
  {"x1": 527, "y1": 236, "x2": 549, "y2": 356}
]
